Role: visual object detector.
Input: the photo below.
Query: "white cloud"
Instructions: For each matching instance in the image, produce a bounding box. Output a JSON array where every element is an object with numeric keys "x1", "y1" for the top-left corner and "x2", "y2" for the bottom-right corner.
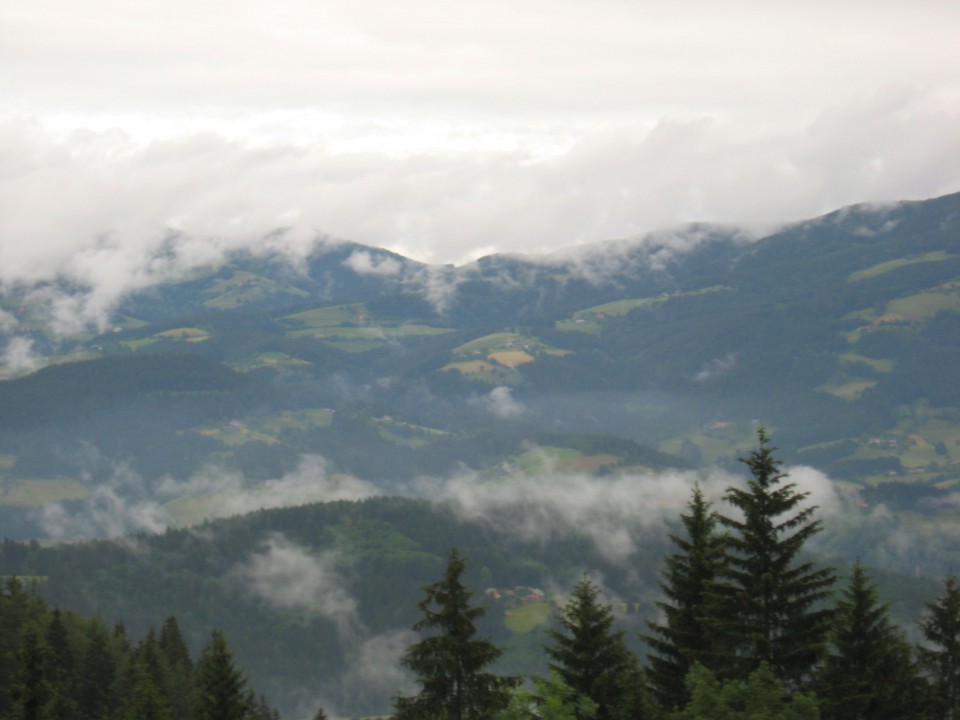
[
  {"x1": 1, "y1": 80, "x2": 959, "y2": 330},
  {"x1": 1, "y1": 337, "x2": 42, "y2": 374},
  {"x1": 427, "y1": 466, "x2": 735, "y2": 564},
  {"x1": 471, "y1": 386, "x2": 526, "y2": 418},
  {"x1": 343, "y1": 250, "x2": 402, "y2": 277},
  {"x1": 233, "y1": 534, "x2": 362, "y2": 638},
  {"x1": 694, "y1": 353, "x2": 737, "y2": 383},
  {"x1": 38, "y1": 464, "x2": 173, "y2": 540},
  {"x1": 157, "y1": 454, "x2": 381, "y2": 520}
]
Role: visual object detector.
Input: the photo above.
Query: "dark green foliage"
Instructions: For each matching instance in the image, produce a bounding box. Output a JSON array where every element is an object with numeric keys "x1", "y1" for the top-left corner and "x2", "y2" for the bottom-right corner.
[
  {"x1": 0, "y1": 579, "x2": 271, "y2": 720},
  {"x1": 124, "y1": 660, "x2": 172, "y2": 720},
  {"x1": 394, "y1": 548, "x2": 515, "y2": 720},
  {"x1": 545, "y1": 577, "x2": 637, "y2": 720},
  {"x1": 919, "y1": 575, "x2": 960, "y2": 720},
  {"x1": 191, "y1": 630, "x2": 250, "y2": 720},
  {"x1": 76, "y1": 619, "x2": 117, "y2": 720},
  {"x1": 717, "y1": 429, "x2": 834, "y2": 686},
  {"x1": 676, "y1": 662, "x2": 819, "y2": 720},
  {"x1": 817, "y1": 561, "x2": 927, "y2": 720},
  {"x1": 10, "y1": 625, "x2": 50, "y2": 720},
  {"x1": 646, "y1": 484, "x2": 727, "y2": 711}
]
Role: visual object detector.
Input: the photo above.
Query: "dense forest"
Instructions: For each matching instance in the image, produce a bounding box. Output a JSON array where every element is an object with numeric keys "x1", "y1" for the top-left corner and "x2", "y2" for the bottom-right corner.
[
  {"x1": 0, "y1": 579, "x2": 281, "y2": 720},
  {"x1": 3, "y1": 431, "x2": 960, "y2": 719}
]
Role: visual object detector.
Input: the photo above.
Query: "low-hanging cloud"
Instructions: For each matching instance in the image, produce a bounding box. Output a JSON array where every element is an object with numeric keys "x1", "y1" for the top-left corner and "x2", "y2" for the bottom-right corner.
[
  {"x1": 157, "y1": 454, "x2": 381, "y2": 520},
  {"x1": 343, "y1": 250, "x2": 403, "y2": 277},
  {"x1": 414, "y1": 458, "x2": 865, "y2": 566},
  {"x1": 694, "y1": 353, "x2": 737, "y2": 383},
  {"x1": 38, "y1": 463, "x2": 173, "y2": 540},
  {"x1": 2, "y1": 85, "x2": 959, "y2": 331},
  {"x1": 471, "y1": 386, "x2": 527, "y2": 419},
  {"x1": 233, "y1": 534, "x2": 362, "y2": 638},
  {"x1": 423, "y1": 465, "x2": 735, "y2": 564},
  {"x1": 1, "y1": 337, "x2": 42, "y2": 374}
]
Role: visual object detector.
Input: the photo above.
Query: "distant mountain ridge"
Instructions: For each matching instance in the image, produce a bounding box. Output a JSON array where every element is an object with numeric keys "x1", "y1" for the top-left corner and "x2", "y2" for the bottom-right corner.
[{"x1": 0, "y1": 191, "x2": 958, "y2": 539}]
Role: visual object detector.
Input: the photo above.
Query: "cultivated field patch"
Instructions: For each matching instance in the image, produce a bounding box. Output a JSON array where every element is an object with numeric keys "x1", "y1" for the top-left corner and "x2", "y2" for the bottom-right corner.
[{"x1": 0, "y1": 478, "x2": 88, "y2": 505}]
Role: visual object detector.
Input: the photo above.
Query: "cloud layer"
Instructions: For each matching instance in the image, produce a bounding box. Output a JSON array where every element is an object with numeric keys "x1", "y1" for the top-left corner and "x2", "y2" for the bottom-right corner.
[{"x1": 3, "y1": 0, "x2": 960, "y2": 323}]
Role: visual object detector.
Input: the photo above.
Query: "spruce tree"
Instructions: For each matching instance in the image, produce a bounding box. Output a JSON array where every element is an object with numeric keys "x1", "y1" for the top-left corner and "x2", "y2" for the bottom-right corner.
[
  {"x1": 545, "y1": 577, "x2": 637, "y2": 720},
  {"x1": 393, "y1": 548, "x2": 514, "y2": 720},
  {"x1": 77, "y1": 619, "x2": 117, "y2": 720},
  {"x1": 919, "y1": 574, "x2": 960, "y2": 720},
  {"x1": 718, "y1": 428, "x2": 834, "y2": 686},
  {"x1": 11, "y1": 625, "x2": 50, "y2": 720},
  {"x1": 645, "y1": 483, "x2": 727, "y2": 711},
  {"x1": 158, "y1": 616, "x2": 194, "y2": 719},
  {"x1": 818, "y1": 560, "x2": 928, "y2": 720},
  {"x1": 191, "y1": 630, "x2": 249, "y2": 720}
]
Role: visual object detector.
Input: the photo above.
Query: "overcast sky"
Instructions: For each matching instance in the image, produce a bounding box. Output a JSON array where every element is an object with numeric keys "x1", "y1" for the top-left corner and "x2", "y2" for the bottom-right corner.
[{"x1": 3, "y1": 0, "x2": 960, "y2": 283}]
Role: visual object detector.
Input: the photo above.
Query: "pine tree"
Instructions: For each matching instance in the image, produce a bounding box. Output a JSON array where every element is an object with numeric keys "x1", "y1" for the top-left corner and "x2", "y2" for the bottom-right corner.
[
  {"x1": 645, "y1": 483, "x2": 727, "y2": 711},
  {"x1": 124, "y1": 660, "x2": 172, "y2": 720},
  {"x1": 718, "y1": 428, "x2": 834, "y2": 686},
  {"x1": 158, "y1": 616, "x2": 194, "y2": 718},
  {"x1": 191, "y1": 630, "x2": 249, "y2": 720},
  {"x1": 920, "y1": 574, "x2": 960, "y2": 720},
  {"x1": 76, "y1": 618, "x2": 117, "y2": 720},
  {"x1": 818, "y1": 560, "x2": 928, "y2": 720},
  {"x1": 545, "y1": 577, "x2": 637, "y2": 720},
  {"x1": 393, "y1": 548, "x2": 515, "y2": 720},
  {"x1": 10, "y1": 625, "x2": 50, "y2": 720}
]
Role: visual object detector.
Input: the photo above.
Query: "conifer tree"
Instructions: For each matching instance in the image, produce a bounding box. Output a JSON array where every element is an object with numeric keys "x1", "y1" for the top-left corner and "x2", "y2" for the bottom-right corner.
[
  {"x1": 919, "y1": 574, "x2": 960, "y2": 720},
  {"x1": 77, "y1": 619, "x2": 117, "y2": 720},
  {"x1": 191, "y1": 630, "x2": 249, "y2": 720},
  {"x1": 11, "y1": 625, "x2": 50, "y2": 720},
  {"x1": 718, "y1": 428, "x2": 834, "y2": 686},
  {"x1": 393, "y1": 548, "x2": 514, "y2": 720},
  {"x1": 124, "y1": 660, "x2": 172, "y2": 720},
  {"x1": 645, "y1": 483, "x2": 727, "y2": 711},
  {"x1": 158, "y1": 616, "x2": 194, "y2": 718},
  {"x1": 818, "y1": 560, "x2": 927, "y2": 720},
  {"x1": 545, "y1": 577, "x2": 637, "y2": 720}
]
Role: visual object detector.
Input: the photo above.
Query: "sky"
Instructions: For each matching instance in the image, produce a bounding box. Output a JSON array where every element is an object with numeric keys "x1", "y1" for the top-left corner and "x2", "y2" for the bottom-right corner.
[{"x1": 2, "y1": 0, "x2": 960, "y2": 285}]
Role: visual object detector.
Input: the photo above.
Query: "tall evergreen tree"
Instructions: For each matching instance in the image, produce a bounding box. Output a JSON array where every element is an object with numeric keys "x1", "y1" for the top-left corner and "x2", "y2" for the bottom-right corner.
[
  {"x1": 919, "y1": 574, "x2": 960, "y2": 720},
  {"x1": 10, "y1": 625, "x2": 50, "y2": 720},
  {"x1": 393, "y1": 548, "x2": 514, "y2": 720},
  {"x1": 718, "y1": 428, "x2": 834, "y2": 686},
  {"x1": 191, "y1": 630, "x2": 249, "y2": 720},
  {"x1": 124, "y1": 660, "x2": 172, "y2": 720},
  {"x1": 818, "y1": 560, "x2": 928, "y2": 720},
  {"x1": 76, "y1": 619, "x2": 117, "y2": 720},
  {"x1": 158, "y1": 616, "x2": 194, "y2": 719},
  {"x1": 545, "y1": 577, "x2": 637, "y2": 720},
  {"x1": 645, "y1": 483, "x2": 727, "y2": 711}
]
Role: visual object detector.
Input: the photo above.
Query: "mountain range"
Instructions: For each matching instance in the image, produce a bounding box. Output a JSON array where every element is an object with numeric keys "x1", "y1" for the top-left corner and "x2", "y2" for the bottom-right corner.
[{"x1": 2, "y1": 191, "x2": 960, "y2": 715}]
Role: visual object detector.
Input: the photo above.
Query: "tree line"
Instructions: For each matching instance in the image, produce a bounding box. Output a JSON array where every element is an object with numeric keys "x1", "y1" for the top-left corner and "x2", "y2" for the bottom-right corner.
[
  {"x1": 0, "y1": 577, "x2": 279, "y2": 720},
  {"x1": 392, "y1": 429, "x2": 960, "y2": 720}
]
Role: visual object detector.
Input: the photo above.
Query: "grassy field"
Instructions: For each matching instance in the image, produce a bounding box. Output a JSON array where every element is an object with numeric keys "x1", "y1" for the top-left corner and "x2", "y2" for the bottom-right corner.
[
  {"x1": 505, "y1": 602, "x2": 551, "y2": 633},
  {"x1": 884, "y1": 291, "x2": 960, "y2": 321},
  {"x1": 818, "y1": 379, "x2": 878, "y2": 400},
  {"x1": 558, "y1": 287, "x2": 731, "y2": 333},
  {"x1": 281, "y1": 303, "x2": 366, "y2": 327},
  {"x1": 488, "y1": 350, "x2": 535, "y2": 367},
  {"x1": 660, "y1": 423, "x2": 764, "y2": 465},
  {"x1": 839, "y1": 352, "x2": 895, "y2": 373},
  {"x1": 848, "y1": 251, "x2": 952, "y2": 282},
  {"x1": 256, "y1": 408, "x2": 335, "y2": 435},
  {"x1": 0, "y1": 478, "x2": 88, "y2": 505},
  {"x1": 453, "y1": 332, "x2": 523, "y2": 355}
]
